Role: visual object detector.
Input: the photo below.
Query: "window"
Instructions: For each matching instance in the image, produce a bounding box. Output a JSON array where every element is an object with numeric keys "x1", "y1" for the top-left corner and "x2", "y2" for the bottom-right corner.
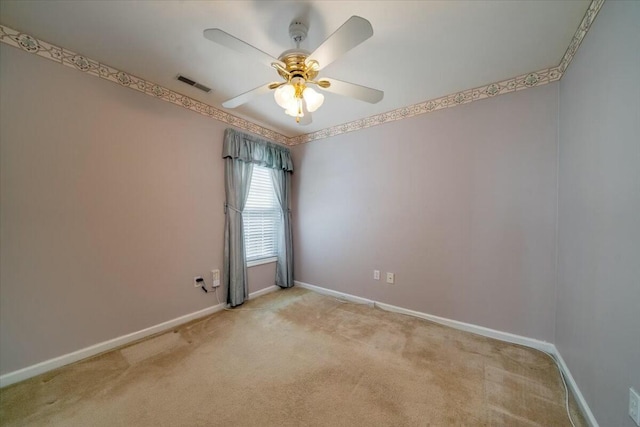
[{"x1": 243, "y1": 165, "x2": 281, "y2": 263}]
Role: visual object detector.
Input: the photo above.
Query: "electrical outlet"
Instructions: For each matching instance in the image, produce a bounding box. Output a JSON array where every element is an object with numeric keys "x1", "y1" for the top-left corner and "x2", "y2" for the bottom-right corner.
[
  {"x1": 211, "y1": 269, "x2": 221, "y2": 288},
  {"x1": 630, "y1": 387, "x2": 640, "y2": 425},
  {"x1": 373, "y1": 270, "x2": 380, "y2": 280},
  {"x1": 193, "y1": 276, "x2": 204, "y2": 287},
  {"x1": 386, "y1": 272, "x2": 395, "y2": 284}
]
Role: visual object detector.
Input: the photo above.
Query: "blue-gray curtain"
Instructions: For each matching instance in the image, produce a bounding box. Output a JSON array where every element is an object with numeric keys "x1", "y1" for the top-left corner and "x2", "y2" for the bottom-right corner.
[
  {"x1": 271, "y1": 167, "x2": 293, "y2": 288},
  {"x1": 223, "y1": 156, "x2": 253, "y2": 307},
  {"x1": 222, "y1": 128, "x2": 294, "y2": 306}
]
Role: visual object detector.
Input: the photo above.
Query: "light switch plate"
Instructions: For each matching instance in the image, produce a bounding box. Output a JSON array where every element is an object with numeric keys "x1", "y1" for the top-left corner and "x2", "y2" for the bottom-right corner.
[{"x1": 386, "y1": 272, "x2": 395, "y2": 284}]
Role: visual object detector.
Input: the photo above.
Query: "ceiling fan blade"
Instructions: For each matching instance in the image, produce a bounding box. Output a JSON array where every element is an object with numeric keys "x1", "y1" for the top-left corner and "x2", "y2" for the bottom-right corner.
[
  {"x1": 203, "y1": 28, "x2": 283, "y2": 68},
  {"x1": 307, "y1": 16, "x2": 373, "y2": 70},
  {"x1": 222, "y1": 83, "x2": 274, "y2": 109},
  {"x1": 319, "y1": 78, "x2": 384, "y2": 104}
]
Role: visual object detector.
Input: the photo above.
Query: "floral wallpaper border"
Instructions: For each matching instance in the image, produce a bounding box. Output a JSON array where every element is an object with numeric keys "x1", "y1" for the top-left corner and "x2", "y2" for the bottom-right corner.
[
  {"x1": 0, "y1": 0, "x2": 603, "y2": 146},
  {"x1": 559, "y1": 0, "x2": 604, "y2": 75},
  {"x1": 288, "y1": 66, "x2": 562, "y2": 145},
  {"x1": 0, "y1": 25, "x2": 289, "y2": 145},
  {"x1": 289, "y1": 0, "x2": 604, "y2": 145}
]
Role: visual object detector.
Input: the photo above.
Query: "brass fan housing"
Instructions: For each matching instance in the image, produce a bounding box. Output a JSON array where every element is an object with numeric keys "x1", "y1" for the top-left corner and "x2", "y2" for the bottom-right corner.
[{"x1": 276, "y1": 50, "x2": 319, "y2": 82}]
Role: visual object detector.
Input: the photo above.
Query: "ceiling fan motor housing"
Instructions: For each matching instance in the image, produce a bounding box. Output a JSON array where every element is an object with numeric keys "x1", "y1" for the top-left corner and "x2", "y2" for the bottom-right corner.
[{"x1": 276, "y1": 50, "x2": 318, "y2": 82}]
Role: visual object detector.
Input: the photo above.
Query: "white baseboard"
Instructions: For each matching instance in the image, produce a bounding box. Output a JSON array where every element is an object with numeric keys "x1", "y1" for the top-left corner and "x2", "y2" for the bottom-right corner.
[
  {"x1": 375, "y1": 301, "x2": 556, "y2": 354},
  {"x1": 551, "y1": 346, "x2": 599, "y2": 427},
  {"x1": 249, "y1": 284, "x2": 280, "y2": 299},
  {"x1": 294, "y1": 281, "x2": 375, "y2": 307},
  {"x1": 294, "y1": 280, "x2": 597, "y2": 426},
  {"x1": 295, "y1": 280, "x2": 553, "y2": 353},
  {"x1": 0, "y1": 284, "x2": 279, "y2": 388}
]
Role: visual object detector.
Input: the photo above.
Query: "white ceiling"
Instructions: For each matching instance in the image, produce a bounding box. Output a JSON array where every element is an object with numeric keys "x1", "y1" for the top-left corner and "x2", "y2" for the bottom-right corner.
[{"x1": 0, "y1": 1, "x2": 589, "y2": 137}]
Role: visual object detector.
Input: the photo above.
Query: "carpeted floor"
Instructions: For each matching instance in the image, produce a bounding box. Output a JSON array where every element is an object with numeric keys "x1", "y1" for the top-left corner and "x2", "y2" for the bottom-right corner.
[{"x1": 0, "y1": 287, "x2": 585, "y2": 426}]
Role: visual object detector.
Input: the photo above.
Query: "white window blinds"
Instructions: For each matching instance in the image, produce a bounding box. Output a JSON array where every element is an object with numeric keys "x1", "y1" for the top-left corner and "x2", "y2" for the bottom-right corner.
[{"x1": 243, "y1": 165, "x2": 281, "y2": 262}]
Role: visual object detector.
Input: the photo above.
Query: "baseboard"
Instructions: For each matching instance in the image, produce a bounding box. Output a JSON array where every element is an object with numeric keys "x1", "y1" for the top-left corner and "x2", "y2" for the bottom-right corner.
[
  {"x1": 294, "y1": 280, "x2": 598, "y2": 426},
  {"x1": 294, "y1": 281, "x2": 375, "y2": 307},
  {"x1": 375, "y1": 301, "x2": 556, "y2": 354},
  {"x1": 550, "y1": 346, "x2": 599, "y2": 427},
  {"x1": 295, "y1": 280, "x2": 553, "y2": 353},
  {"x1": 0, "y1": 284, "x2": 279, "y2": 388},
  {"x1": 249, "y1": 284, "x2": 280, "y2": 299}
]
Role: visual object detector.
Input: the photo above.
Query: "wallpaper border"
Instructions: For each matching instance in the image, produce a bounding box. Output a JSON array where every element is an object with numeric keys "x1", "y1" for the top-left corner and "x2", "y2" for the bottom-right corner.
[
  {"x1": 288, "y1": 66, "x2": 562, "y2": 145},
  {"x1": 289, "y1": 0, "x2": 604, "y2": 145},
  {"x1": 0, "y1": 25, "x2": 289, "y2": 145},
  {"x1": 0, "y1": 0, "x2": 603, "y2": 146}
]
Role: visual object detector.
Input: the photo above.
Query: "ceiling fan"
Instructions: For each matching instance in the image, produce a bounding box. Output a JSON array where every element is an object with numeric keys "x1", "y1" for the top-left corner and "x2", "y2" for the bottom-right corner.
[{"x1": 203, "y1": 16, "x2": 384, "y2": 125}]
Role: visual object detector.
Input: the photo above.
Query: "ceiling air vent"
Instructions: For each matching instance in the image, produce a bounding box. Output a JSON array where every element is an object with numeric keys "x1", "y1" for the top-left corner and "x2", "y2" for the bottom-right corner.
[{"x1": 177, "y1": 75, "x2": 212, "y2": 93}]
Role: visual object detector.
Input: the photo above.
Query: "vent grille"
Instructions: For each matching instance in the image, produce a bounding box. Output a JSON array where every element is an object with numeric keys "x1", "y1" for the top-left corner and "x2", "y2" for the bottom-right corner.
[{"x1": 177, "y1": 75, "x2": 211, "y2": 93}]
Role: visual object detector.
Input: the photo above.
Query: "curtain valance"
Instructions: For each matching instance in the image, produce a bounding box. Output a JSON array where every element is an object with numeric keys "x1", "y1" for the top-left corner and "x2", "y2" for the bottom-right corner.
[{"x1": 223, "y1": 128, "x2": 293, "y2": 172}]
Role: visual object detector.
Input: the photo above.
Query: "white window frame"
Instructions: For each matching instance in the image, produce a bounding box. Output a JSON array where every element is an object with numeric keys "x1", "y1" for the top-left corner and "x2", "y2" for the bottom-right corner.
[{"x1": 243, "y1": 165, "x2": 281, "y2": 266}]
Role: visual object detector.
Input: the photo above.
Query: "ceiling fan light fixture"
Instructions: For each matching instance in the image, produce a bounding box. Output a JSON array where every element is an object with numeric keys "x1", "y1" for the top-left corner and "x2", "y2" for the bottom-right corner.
[
  {"x1": 302, "y1": 87, "x2": 324, "y2": 112},
  {"x1": 275, "y1": 81, "x2": 308, "y2": 120},
  {"x1": 274, "y1": 84, "x2": 295, "y2": 109},
  {"x1": 284, "y1": 98, "x2": 304, "y2": 118},
  {"x1": 288, "y1": 104, "x2": 303, "y2": 117},
  {"x1": 206, "y1": 15, "x2": 383, "y2": 124}
]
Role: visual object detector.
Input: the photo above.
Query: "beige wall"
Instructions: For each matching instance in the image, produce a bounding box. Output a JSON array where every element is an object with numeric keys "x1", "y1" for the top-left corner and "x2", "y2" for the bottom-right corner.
[
  {"x1": 0, "y1": 45, "x2": 276, "y2": 375},
  {"x1": 291, "y1": 83, "x2": 559, "y2": 342},
  {"x1": 557, "y1": 1, "x2": 640, "y2": 426}
]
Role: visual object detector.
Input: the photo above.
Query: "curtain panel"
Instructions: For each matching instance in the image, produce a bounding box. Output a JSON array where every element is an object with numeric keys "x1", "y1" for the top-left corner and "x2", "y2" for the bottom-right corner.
[
  {"x1": 271, "y1": 168, "x2": 294, "y2": 289},
  {"x1": 223, "y1": 158, "x2": 253, "y2": 307},
  {"x1": 222, "y1": 128, "x2": 294, "y2": 307}
]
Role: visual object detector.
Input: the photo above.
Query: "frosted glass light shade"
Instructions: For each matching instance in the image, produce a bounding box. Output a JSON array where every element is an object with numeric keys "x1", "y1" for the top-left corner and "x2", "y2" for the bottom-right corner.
[
  {"x1": 274, "y1": 84, "x2": 295, "y2": 109},
  {"x1": 302, "y1": 87, "x2": 324, "y2": 112},
  {"x1": 284, "y1": 98, "x2": 304, "y2": 117}
]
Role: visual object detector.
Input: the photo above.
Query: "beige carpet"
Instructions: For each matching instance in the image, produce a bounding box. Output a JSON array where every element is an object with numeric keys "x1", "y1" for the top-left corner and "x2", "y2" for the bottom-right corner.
[{"x1": 0, "y1": 287, "x2": 585, "y2": 426}]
